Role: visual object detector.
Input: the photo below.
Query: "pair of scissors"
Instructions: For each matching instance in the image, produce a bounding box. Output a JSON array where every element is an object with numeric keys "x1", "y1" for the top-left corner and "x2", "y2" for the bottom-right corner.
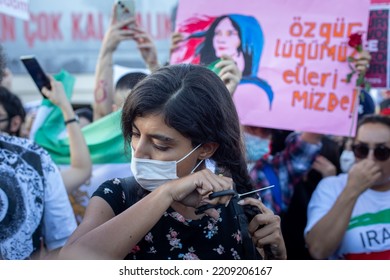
[{"x1": 194, "y1": 185, "x2": 274, "y2": 215}]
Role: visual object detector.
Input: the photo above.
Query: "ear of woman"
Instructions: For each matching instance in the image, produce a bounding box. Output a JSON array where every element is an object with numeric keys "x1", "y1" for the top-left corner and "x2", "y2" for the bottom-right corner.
[{"x1": 198, "y1": 142, "x2": 219, "y2": 159}]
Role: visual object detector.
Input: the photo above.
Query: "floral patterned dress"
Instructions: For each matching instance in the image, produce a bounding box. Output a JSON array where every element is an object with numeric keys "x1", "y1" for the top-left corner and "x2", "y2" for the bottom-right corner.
[{"x1": 92, "y1": 178, "x2": 260, "y2": 260}]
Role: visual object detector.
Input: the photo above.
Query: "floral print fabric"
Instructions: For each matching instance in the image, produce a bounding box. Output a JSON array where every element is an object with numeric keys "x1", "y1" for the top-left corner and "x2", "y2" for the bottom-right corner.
[{"x1": 93, "y1": 178, "x2": 254, "y2": 260}]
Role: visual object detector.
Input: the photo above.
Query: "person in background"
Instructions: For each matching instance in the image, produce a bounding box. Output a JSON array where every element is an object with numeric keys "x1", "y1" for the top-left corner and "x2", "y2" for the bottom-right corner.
[
  {"x1": 93, "y1": 3, "x2": 158, "y2": 121},
  {"x1": 0, "y1": 132, "x2": 78, "y2": 260},
  {"x1": 0, "y1": 86, "x2": 26, "y2": 137},
  {"x1": 268, "y1": 129, "x2": 294, "y2": 156},
  {"x1": 0, "y1": 43, "x2": 77, "y2": 260},
  {"x1": 41, "y1": 77, "x2": 92, "y2": 194},
  {"x1": 339, "y1": 137, "x2": 355, "y2": 174},
  {"x1": 241, "y1": 52, "x2": 374, "y2": 217},
  {"x1": 59, "y1": 64, "x2": 286, "y2": 260},
  {"x1": 74, "y1": 107, "x2": 93, "y2": 128},
  {"x1": 244, "y1": 126, "x2": 322, "y2": 216},
  {"x1": 305, "y1": 114, "x2": 390, "y2": 259},
  {"x1": 282, "y1": 136, "x2": 340, "y2": 259},
  {"x1": 112, "y1": 71, "x2": 147, "y2": 112},
  {"x1": 333, "y1": 82, "x2": 376, "y2": 174},
  {"x1": 241, "y1": 51, "x2": 372, "y2": 217},
  {"x1": 0, "y1": 47, "x2": 25, "y2": 137}
]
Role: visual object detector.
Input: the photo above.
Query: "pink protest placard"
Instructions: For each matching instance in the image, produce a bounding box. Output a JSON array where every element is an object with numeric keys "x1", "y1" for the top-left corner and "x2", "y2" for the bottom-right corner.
[{"x1": 171, "y1": 0, "x2": 370, "y2": 136}]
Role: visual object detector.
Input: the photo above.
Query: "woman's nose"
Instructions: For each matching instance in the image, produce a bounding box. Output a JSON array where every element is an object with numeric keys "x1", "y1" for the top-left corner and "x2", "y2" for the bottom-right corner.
[{"x1": 132, "y1": 141, "x2": 151, "y2": 159}]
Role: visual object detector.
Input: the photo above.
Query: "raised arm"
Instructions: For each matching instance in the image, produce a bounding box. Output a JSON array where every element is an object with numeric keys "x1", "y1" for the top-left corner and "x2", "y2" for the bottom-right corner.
[
  {"x1": 93, "y1": 4, "x2": 136, "y2": 121},
  {"x1": 42, "y1": 77, "x2": 92, "y2": 193},
  {"x1": 132, "y1": 26, "x2": 160, "y2": 71}
]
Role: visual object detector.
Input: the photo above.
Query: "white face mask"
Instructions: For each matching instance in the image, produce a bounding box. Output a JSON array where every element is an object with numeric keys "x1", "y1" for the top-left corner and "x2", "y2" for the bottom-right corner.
[
  {"x1": 340, "y1": 150, "x2": 355, "y2": 173},
  {"x1": 130, "y1": 144, "x2": 203, "y2": 192}
]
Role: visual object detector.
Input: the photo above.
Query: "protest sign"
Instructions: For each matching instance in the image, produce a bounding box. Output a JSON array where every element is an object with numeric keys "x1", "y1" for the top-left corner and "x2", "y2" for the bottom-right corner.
[{"x1": 171, "y1": 0, "x2": 370, "y2": 136}]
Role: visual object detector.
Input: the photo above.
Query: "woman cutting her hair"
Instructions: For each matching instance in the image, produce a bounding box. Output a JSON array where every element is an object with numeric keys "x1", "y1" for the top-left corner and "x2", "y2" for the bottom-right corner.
[{"x1": 59, "y1": 64, "x2": 286, "y2": 260}]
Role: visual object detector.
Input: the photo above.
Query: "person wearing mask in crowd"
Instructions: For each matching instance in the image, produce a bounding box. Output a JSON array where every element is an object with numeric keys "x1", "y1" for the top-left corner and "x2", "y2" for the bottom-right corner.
[
  {"x1": 59, "y1": 64, "x2": 286, "y2": 260},
  {"x1": 244, "y1": 126, "x2": 322, "y2": 216},
  {"x1": 334, "y1": 86, "x2": 376, "y2": 174},
  {"x1": 305, "y1": 114, "x2": 390, "y2": 259},
  {"x1": 339, "y1": 137, "x2": 355, "y2": 174},
  {"x1": 282, "y1": 136, "x2": 340, "y2": 259},
  {"x1": 0, "y1": 44, "x2": 77, "y2": 260}
]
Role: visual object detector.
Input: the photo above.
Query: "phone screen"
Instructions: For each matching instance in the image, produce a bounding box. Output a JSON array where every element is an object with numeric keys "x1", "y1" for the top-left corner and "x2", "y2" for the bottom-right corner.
[{"x1": 20, "y1": 56, "x2": 51, "y2": 95}]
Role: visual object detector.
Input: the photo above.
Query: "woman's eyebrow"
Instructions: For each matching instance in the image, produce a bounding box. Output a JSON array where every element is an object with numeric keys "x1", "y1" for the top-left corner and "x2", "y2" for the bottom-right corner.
[
  {"x1": 132, "y1": 124, "x2": 175, "y2": 143},
  {"x1": 149, "y1": 134, "x2": 175, "y2": 143}
]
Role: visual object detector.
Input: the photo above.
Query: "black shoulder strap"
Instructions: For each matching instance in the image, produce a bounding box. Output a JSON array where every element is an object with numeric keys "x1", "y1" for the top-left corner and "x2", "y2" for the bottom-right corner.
[
  {"x1": 120, "y1": 177, "x2": 140, "y2": 208},
  {"x1": 230, "y1": 196, "x2": 262, "y2": 260}
]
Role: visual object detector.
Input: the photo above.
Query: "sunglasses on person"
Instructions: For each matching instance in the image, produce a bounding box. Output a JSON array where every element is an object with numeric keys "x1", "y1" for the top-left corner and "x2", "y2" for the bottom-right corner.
[{"x1": 352, "y1": 142, "x2": 390, "y2": 161}]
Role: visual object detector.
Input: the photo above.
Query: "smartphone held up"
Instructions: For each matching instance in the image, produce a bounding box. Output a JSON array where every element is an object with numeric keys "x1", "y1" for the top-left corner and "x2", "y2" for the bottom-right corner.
[
  {"x1": 20, "y1": 55, "x2": 51, "y2": 98},
  {"x1": 116, "y1": 0, "x2": 136, "y2": 29}
]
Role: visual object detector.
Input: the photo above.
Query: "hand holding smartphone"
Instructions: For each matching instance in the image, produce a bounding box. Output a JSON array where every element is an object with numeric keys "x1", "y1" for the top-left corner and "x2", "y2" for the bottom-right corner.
[
  {"x1": 20, "y1": 55, "x2": 51, "y2": 98},
  {"x1": 115, "y1": 0, "x2": 136, "y2": 29}
]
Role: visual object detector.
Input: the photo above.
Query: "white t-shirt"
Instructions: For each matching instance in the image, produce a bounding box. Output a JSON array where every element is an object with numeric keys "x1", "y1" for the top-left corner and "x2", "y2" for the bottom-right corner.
[
  {"x1": 305, "y1": 173, "x2": 390, "y2": 259},
  {"x1": 0, "y1": 135, "x2": 77, "y2": 259}
]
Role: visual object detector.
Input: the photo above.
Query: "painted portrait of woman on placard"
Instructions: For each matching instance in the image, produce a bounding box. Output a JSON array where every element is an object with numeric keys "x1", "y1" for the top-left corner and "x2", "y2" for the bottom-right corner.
[{"x1": 172, "y1": 14, "x2": 274, "y2": 109}]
